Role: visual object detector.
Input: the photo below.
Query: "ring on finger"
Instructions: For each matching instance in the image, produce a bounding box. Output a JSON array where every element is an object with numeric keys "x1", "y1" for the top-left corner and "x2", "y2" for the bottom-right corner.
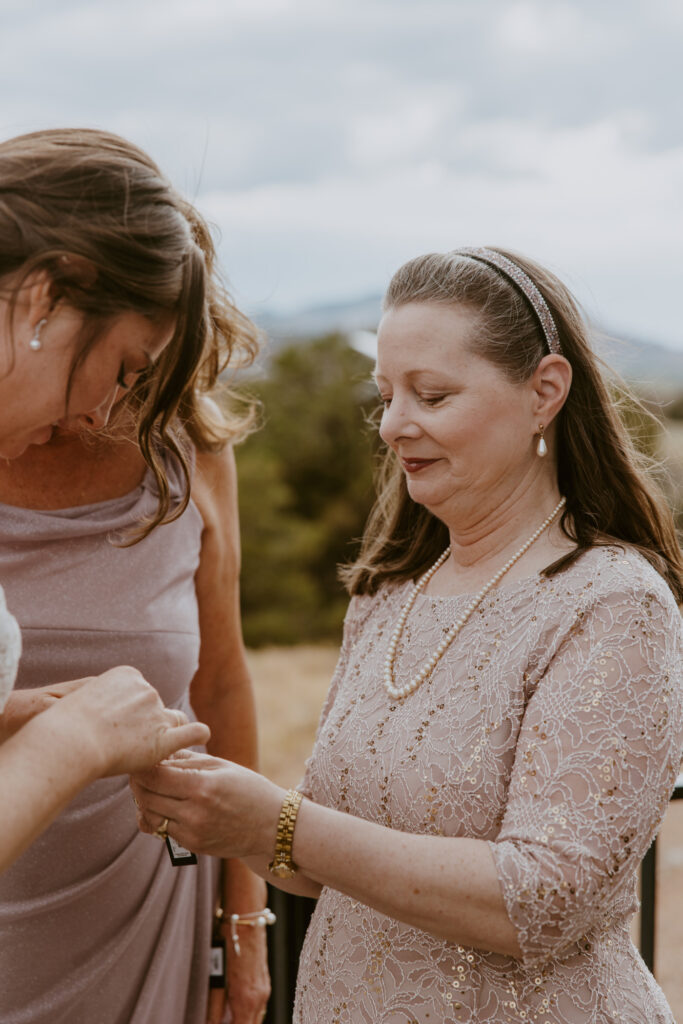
[{"x1": 154, "y1": 816, "x2": 170, "y2": 840}]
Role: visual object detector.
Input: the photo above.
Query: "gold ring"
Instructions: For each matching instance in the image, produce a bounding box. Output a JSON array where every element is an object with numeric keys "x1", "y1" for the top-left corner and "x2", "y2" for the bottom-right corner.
[{"x1": 154, "y1": 817, "x2": 169, "y2": 840}]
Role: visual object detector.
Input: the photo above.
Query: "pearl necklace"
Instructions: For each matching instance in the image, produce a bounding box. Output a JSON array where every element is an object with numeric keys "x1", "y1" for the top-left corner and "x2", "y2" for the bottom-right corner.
[{"x1": 383, "y1": 497, "x2": 566, "y2": 700}]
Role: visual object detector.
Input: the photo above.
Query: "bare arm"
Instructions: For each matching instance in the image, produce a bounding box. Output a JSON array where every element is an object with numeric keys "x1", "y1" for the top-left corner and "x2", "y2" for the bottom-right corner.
[
  {"x1": 0, "y1": 667, "x2": 209, "y2": 873},
  {"x1": 0, "y1": 678, "x2": 92, "y2": 743},
  {"x1": 0, "y1": 696, "x2": 105, "y2": 871},
  {"x1": 248, "y1": 806, "x2": 516, "y2": 950},
  {"x1": 189, "y1": 448, "x2": 318, "y2": 893},
  {"x1": 134, "y1": 753, "x2": 517, "y2": 953},
  {"x1": 189, "y1": 446, "x2": 271, "y2": 1023},
  {"x1": 265, "y1": 808, "x2": 514, "y2": 949}
]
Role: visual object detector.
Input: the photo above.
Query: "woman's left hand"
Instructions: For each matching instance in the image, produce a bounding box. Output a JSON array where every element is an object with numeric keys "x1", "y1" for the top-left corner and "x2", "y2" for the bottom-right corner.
[
  {"x1": 207, "y1": 916, "x2": 270, "y2": 1024},
  {"x1": 130, "y1": 750, "x2": 284, "y2": 860}
]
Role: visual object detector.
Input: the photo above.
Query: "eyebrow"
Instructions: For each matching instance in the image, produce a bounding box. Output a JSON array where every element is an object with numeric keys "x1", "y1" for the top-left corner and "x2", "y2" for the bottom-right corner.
[{"x1": 373, "y1": 368, "x2": 455, "y2": 385}]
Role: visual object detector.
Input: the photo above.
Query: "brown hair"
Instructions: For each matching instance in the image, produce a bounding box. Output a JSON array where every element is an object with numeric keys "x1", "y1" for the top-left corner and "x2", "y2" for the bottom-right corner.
[
  {"x1": 0, "y1": 127, "x2": 259, "y2": 536},
  {"x1": 343, "y1": 248, "x2": 683, "y2": 601}
]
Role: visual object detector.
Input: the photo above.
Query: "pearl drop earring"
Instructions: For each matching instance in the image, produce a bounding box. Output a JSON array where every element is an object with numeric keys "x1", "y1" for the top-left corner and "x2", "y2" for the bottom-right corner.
[
  {"x1": 29, "y1": 318, "x2": 47, "y2": 352},
  {"x1": 536, "y1": 424, "x2": 547, "y2": 457}
]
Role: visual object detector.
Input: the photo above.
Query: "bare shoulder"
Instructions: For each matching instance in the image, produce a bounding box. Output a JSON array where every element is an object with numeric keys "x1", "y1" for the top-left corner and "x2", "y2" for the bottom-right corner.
[{"x1": 191, "y1": 446, "x2": 238, "y2": 528}]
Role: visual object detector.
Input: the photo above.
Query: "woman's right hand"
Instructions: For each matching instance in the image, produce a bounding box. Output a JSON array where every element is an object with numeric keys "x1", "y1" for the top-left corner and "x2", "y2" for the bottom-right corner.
[{"x1": 58, "y1": 666, "x2": 211, "y2": 777}]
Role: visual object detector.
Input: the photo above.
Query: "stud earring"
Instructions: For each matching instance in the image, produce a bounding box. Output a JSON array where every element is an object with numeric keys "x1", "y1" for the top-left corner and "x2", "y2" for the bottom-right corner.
[
  {"x1": 536, "y1": 424, "x2": 547, "y2": 457},
  {"x1": 29, "y1": 318, "x2": 47, "y2": 352}
]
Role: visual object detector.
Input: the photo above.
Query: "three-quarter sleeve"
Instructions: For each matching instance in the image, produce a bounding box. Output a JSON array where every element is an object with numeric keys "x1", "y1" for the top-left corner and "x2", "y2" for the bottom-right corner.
[{"x1": 489, "y1": 580, "x2": 683, "y2": 966}]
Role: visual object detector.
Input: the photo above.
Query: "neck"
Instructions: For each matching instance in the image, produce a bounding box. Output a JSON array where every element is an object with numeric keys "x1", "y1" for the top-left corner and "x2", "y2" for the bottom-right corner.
[
  {"x1": 0, "y1": 425, "x2": 145, "y2": 510},
  {"x1": 441, "y1": 473, "x2": 564, "y2": 572}
]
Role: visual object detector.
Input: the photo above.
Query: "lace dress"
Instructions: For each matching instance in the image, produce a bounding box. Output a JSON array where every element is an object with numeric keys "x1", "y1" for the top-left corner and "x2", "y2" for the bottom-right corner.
[
  {"x1": 295, "y1": 546, "x2": 683, "y2": 1024},
  {"x1": 0, "y1": 585, "x2": 20, "y2": 712}
]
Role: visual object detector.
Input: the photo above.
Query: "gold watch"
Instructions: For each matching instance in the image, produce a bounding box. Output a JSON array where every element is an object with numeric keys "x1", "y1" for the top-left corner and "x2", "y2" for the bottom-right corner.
[{"x1": 268, "y1": 789, "x2": 304, "y2": 879}]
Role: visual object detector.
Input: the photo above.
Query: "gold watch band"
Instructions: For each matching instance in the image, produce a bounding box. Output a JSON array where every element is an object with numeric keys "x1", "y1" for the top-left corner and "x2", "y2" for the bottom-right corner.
[{"x1": 268, "y1": 789, "x2": 304, "y2": 879}]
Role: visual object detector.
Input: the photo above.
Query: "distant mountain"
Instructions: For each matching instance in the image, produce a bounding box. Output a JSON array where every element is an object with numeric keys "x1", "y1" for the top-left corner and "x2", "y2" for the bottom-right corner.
[
  {"x1": 252, "y1": 294, "x2": 383, "y2": 346},
  {"x1": 252, "y1": 295, "x2": 683, "y2": 394},
  {"x1": 595, "y1": 335, "x2": 683, "y2": 395}
]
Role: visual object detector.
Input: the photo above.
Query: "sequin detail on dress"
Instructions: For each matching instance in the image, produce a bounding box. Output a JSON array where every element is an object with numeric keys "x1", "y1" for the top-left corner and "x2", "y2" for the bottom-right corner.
[{"x1": 295, "y1": 546, "x2": 682, "y2": 1023}]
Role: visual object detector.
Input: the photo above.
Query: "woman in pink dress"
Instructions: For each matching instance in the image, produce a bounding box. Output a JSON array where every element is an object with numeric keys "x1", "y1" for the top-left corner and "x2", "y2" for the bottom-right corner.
[
  {"x1": 0, "y1": 127, "x2": 269, "y2": 1024},
  {"x1": 0, "y1": 127, "x2": 215, "y2": 869},
  {"x1": 134, "y1": 247, "x2": 683, "y2": 1022}
]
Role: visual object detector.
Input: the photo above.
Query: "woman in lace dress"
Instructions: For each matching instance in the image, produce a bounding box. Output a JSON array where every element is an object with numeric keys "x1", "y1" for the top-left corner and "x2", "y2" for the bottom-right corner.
[
  {"x1": 0, "y1": 127, "x2": 220, "y2": 872},
  {"x1": 134, "y1": 247, "x2": 683, "y2": 1023}
]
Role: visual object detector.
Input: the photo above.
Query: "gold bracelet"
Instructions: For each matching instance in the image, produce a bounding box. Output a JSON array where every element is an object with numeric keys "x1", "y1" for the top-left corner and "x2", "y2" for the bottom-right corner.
[{"x1": 268, "y1": 788, "x2": 304, "y2": 878}]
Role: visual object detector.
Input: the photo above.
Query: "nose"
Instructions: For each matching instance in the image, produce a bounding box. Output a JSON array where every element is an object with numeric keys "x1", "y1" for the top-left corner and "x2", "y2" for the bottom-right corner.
[
  {"x1": 75, "y1": 385, "x2": 118, "y2": 430},
  {"x1": 379, "y1": 396, "x2": 422, "y2": 447}
]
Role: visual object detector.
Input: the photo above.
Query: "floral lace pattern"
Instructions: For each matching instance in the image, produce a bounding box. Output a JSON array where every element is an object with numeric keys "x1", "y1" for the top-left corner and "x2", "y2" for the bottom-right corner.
[
  {"x1": 295, "y1": 547, "x2": 683, "y2": 1023},
  {"x1": 0, "y1": 584, "x2": 20, "y2": 713}
]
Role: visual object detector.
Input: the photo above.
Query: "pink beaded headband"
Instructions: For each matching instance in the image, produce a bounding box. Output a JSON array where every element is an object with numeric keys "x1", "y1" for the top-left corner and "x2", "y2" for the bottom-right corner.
[{"x1": 456, "y1": 247, "x2": 562, "y2": 356}]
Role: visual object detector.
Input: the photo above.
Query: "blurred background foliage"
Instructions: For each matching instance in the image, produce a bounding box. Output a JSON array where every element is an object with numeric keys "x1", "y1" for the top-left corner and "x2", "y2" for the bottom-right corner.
[
  {"x1": 235, "y1": 335, "x2": 379, "y2": 646},
  {"x1": 234, "y1": 334, "x2": 681, "y2": 646}
]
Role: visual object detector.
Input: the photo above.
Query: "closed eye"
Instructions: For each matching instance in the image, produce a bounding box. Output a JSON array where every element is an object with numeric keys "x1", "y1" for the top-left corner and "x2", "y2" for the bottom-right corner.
[
  {"x1": 117, "y1": 364, "x2": 149, "y2": 392},
  {"x1": 419, "y1": 394, "x2": 448, "y2": 406}
]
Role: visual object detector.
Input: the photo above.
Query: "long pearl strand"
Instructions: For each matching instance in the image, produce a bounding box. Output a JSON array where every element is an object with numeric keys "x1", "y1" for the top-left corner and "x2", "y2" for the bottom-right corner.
[{"x1": 383, "y1": 496, "x2": 566, "y2": 700}]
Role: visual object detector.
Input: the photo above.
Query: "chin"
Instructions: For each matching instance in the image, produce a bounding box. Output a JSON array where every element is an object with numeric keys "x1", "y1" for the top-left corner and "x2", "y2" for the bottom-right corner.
[
  {"x1": 0, "y1": 426, "x2": 55, "y2": 459},
  {"x1": 0, "y1": 440, "x2": 28, "y2": 460},
  {"x1": 406, "y1": 480, "x2": 444, "y2": 506}
]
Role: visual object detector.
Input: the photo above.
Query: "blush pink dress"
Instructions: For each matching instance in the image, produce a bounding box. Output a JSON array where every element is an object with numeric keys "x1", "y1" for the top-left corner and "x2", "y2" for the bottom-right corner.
[
  {"x1": 295, "y1": 545, "x2": 683, "y2": 1023},
  {"x1": 0, "y1": 456, "x2": 218, "y2": 1024}
]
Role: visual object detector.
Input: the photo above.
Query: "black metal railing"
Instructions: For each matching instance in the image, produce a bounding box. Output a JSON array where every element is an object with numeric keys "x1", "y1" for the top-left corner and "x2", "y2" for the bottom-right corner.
[
  {"x1": 264, "y1": 886, "x2": 316, "y2": 1024},
  {"x1": 639, "y1": 773, "x2": 683, "y2": 971},
  {"x1": 263, "y1": 775, "x2": 683, "y2": 1022}
]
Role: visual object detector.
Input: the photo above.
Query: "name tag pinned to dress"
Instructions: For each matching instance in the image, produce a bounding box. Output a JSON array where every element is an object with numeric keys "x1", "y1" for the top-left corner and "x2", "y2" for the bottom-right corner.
[{"x1": 165, "y1": 835, "x2": 198, "y2": 866}]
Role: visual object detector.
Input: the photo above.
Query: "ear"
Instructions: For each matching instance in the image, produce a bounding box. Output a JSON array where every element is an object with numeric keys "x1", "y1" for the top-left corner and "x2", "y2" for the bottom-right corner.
[
  {"x1": 528, "y1": 354, "x2": 572, "y2": 426},
  {"x1": 21, "y1": 269, "x2": 56, "y2": 326},
  {"x1": 22, "y1": 255, "x2": 97, "y2": 325}
]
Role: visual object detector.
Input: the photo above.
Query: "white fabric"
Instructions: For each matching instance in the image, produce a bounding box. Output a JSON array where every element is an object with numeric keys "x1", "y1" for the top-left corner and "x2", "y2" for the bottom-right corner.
[{"x1": 0, "y1": 584, "x2": 20, "y2": 713}]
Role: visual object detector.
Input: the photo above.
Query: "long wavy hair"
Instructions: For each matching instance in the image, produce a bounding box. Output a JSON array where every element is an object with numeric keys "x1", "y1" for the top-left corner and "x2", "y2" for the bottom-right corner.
[
  {"x1": 342, "y1": 248, "x2": 683, "y2": 601},
  {"x1": 0, "y1": 127, "x2": 260, "y2": 538}
]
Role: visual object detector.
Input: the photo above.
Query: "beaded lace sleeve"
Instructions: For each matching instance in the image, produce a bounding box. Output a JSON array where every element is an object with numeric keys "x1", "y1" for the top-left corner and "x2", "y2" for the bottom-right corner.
[
  {"x1": 489, "y1": 580, "x2": 683, "y2": 967},
  {"x1": 0, "y1": 585, "x2": 21, "y2": 714}
]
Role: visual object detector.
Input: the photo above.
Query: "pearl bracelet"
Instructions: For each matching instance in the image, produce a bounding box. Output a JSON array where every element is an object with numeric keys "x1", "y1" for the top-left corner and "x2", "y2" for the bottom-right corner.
[{"x1": 229, "y1": 907, "x2": 277, "y2": 956}]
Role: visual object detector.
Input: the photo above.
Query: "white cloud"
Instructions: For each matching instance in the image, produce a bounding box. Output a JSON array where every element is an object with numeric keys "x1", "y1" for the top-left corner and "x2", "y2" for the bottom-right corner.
[
  {"x1": 0, "y1": 0, "x2": 681, "y2": 346},
  {"x1": 348, "y1": 94, "x2": 458, "y2": 169},
  {"x1": 496, "y1": 1, "x2": 604, "y2": 57},
  {"x1": 199, "y1": 112, "x2": 683, "y2": 347}
]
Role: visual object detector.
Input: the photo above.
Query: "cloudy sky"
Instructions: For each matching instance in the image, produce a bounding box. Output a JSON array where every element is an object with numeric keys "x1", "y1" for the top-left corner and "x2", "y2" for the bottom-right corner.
[{"x1": 2, "y1": 0, "x2": 682, "y2": 347}]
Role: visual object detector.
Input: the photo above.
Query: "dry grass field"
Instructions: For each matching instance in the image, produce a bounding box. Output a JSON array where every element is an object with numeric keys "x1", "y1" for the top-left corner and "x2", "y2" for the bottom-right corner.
[
  {"x1": 247, "y1": 643, "x2": 683, "y2": 1018},
  {"x1": 248, "y1": 644, "x2": 337, "y2": 789}
]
